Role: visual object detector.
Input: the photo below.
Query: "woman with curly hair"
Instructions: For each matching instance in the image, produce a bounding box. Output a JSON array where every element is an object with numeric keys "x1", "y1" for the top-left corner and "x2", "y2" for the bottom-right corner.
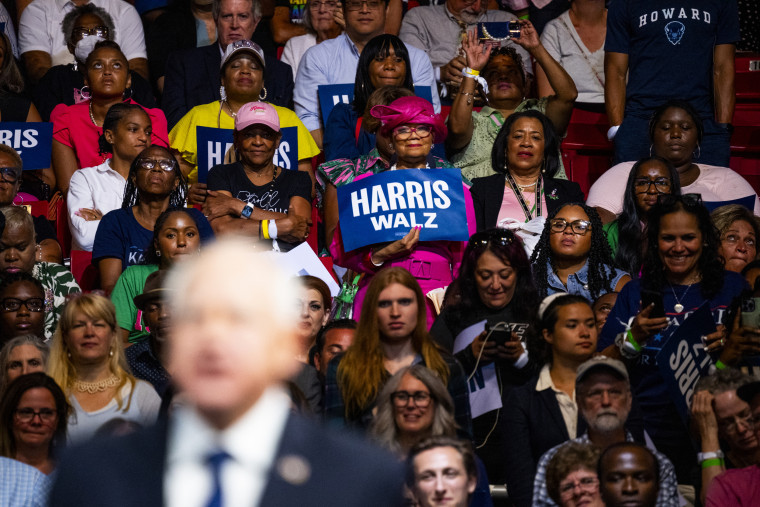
[
  {"x1": 92, "y1": 145, "x2": 213, "y2": 294},
  {"x1": 530, "y1": 203, "x2": 629, "y2": 301},
  {"x1": 599, "y1": 194, "x2": 748, "y2": 485},
  {"x1": 48, "y1": 293, "x2": 160, "y2": 444},
  {"x1": 711, "y1": 204, "x2": 760, "y2": 273},
  {"x1": 0, "y1": 372, "x2": 70, "y2": 474},
  {"x1": 324, "y1": 267, "x2": 471, "y2": 436},
  {"x1": 604, "y1": 156, "x2": 681, "y2": 275}
]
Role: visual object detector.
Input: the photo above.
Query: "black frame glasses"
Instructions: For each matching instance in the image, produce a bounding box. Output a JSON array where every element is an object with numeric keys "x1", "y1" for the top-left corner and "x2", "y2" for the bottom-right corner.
[
  {"x1": 549, "y1": 218, "x2": 592, "y2": 235},
  {"x1": 0, "y1": 167, "x2": 20, "y2": 183},
  {"x1": 1, "y1": 297, "x2": 45, "y2": 312},
  {"x1": 15, "y1": 408, "x2": 57, "y2": 423},
  {"x1": 344, "y1": 0, "x2": 383, "y2": 10},
  {"x1": 633, "y1": 177, "x2": 672, "y2": 194},
  {"x1": 392, "y1": 125, "x2": 433, "y2": 140},
  {"x1": 391, "y1": 390, "x2": 432, "y2": 408},
  {"x1": 73, "y1": 26, "x2": 110, "y2": 38}
]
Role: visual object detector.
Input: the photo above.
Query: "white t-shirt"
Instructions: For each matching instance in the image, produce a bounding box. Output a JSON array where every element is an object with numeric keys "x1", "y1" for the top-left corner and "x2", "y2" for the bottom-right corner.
[
  {"x1": 67, "y1": 380, "x2": 161, "y2": 445},
  {"x1": 281, "y1": 33, "x2": 317, "y2": 77},
  {"x1": 19, "y1": 0, "x2": 147, "y2": 66},
  {"x1": 67, "y1": 160, "x2": 127, "y2": 251},
  {"x1": 587, "y1": 162, "x2": 760, "y2": 216},
  {"x1": 541, "y1": 11, "x2": 605, "y2": 104}
]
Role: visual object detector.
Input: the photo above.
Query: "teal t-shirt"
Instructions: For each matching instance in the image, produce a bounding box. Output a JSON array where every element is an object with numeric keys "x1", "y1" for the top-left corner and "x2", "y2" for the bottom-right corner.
[{"x1": 111, "y1": 264, "x2": 160, "y2": 343}]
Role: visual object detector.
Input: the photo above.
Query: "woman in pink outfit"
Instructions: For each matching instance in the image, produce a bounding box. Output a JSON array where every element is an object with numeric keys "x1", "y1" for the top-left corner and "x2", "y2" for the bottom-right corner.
[{"x1": 327, "y1": 96, "x2": 476, "y2": 327}]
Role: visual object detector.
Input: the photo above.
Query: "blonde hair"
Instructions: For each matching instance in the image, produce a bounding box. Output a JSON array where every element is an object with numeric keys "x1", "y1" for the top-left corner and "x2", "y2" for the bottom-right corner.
[{"x1": 48, "y1": 294, "x2": 136, "y2": 411}]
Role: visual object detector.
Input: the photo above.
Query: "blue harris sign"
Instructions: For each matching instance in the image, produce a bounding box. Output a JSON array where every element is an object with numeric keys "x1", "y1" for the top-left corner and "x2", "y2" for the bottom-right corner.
[
  {"x1": 318, "y1": 84, "x2": 435, "y2": 129},
  {"x1": 656, "y1": 302, "x2": 716, "y2": 425},
  {"x1": 336, "y1": 168, "x2": 469, "y2": 252},
  {"x1": 196, "y1": 126, "x2": 298, "y2": 183},
  {"x1": 0, "y1": 122, "x2": 53, "y2": 170}
]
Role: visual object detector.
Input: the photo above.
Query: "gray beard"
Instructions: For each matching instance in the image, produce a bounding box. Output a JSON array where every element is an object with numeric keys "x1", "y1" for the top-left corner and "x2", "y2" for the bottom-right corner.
[
  {"x1": 459, "y1": 10, "x2": 481, "y2": 25},
  {"x1": 591, "y1": 413, "x2": 624, "y2": 433}
]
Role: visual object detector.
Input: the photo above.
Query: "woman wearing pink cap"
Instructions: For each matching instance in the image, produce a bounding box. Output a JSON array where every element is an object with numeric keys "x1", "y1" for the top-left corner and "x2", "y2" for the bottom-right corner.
[
  {"x1": 326, "y1": 96, "x2": 476, "y2": 326},
  {"x1": 202, "y1": 101, "x2": 312, "y2": 251}
]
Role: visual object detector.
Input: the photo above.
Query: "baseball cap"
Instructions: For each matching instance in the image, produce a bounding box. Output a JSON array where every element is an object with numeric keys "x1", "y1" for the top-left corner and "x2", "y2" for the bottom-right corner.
[
  {"x1": 220, "y1": 39, "x2": 265, "y2": 70},
  {"x1": 235, "y1": 102, "x2": 280, "y2": 132},
  {"x1": 576, "y1": 356, "x2": 629, "y2": 384}
]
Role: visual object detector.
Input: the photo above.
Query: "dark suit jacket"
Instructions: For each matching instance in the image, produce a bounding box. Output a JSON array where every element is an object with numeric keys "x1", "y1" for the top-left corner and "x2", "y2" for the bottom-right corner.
[
  {"x1": 50, "y1": 412, "x2": 405, "y2": 506},
  {"x1": 161, "y1": 43, "x2": 294, "y2": 130},
  {"x1": 470, "y1": 174, "x2": 585, "y2": 231},
  {"x1": 502, "y1": 374, "x2": 587, "y2": 507}
]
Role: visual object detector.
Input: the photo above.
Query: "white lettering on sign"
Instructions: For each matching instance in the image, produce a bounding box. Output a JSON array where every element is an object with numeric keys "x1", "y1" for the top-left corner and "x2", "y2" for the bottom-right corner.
[
  {"x1": 350, "y1": 181, "x2": 453, "y2": 218},
  {"x1": 0, "y1": 129, "x2": 40, "y2": 154},
  {"x1": 273, "y1": 141, "x2": 292, "y2": 169},
  {"x1": 332, "y1": 94, "x2": 350, "y2": 106},
  {"x1": 207, "y1": 141, "x2": 233, "y2": 169},
  {"x1": 369, "y1": 212, "x2": 438, "y2": 231},
  {"x1": 668, "y1": 340, "x2": 700, "y2": 403}
]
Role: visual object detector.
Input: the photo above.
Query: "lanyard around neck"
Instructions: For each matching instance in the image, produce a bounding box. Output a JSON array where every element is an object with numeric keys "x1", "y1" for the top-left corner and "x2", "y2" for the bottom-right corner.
[{"x1": 505, "y1": 171, "x2": 542, "y2": 222}]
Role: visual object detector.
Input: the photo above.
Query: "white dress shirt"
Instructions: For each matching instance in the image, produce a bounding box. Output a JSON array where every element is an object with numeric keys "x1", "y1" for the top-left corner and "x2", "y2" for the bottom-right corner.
[
  {"x1": 165, "y1": 388, "x2": 292, "y2": 507},
  {"x1": 66, "y1": 160, "x2": 127, "y2": 251}
]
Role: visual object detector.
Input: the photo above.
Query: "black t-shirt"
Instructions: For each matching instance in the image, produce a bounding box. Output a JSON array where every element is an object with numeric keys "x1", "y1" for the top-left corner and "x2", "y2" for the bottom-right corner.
[{"x1": 207, "y1": 161, "x2": 311, "y2": 214}]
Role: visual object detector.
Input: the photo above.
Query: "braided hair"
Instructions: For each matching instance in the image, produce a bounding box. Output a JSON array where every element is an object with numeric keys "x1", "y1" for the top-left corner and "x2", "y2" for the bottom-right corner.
[
  {"x1": 121, "y1": 146, "x2": 187, "y2": 208},
  {"x1": 530, "y1": 203, "x2": 616, "y2": 300},
  {"x1": 615, "y1": 156, "x2": 681, "y2": 277}
]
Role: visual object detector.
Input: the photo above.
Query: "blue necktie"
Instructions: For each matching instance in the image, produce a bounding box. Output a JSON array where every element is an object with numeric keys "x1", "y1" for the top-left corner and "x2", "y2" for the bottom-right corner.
[{"x1": 205, "y1": 450, "x2": 231, "y2": 507}]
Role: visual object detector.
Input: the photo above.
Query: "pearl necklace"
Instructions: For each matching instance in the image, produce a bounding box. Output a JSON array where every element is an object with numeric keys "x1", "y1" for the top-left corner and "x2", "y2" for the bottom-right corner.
[
  {"x1": 89, "y1": 101, "x2": 99, "y2": 127},
  {"x1": 224, "y1": 100, "x2": 237, "y2": 118},
  {"x1": 73, "y1": 374, "x2": 120, "y2": 394},
  {"x1": 510, "y1": 177, "x2": 540, "y2": 190}
]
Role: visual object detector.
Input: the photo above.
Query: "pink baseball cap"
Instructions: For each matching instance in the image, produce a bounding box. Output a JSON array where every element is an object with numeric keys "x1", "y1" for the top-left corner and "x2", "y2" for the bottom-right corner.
[{"x1": 235, "y1": 101, "x2": 280, "y2": 132}]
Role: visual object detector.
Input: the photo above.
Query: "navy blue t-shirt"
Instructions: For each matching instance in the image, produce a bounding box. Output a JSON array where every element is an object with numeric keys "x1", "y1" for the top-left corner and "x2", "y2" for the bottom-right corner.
[
  {"x1": 599, "y1": 271, "x2": 747, "y2": 442},
  {"x1": 605, "y1": 0, "x2": 740, "y2": 119},
  {"x1": 92, "y1": 207, "x2": 214, "y2": 268}
]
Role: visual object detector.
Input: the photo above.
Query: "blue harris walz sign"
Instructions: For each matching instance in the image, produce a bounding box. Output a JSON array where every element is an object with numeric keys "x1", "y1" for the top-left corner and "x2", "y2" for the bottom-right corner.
[
  {"x1": 337, "y1": 168, "x2": 469, "y2": 252},
  {"x1": 196, "y1": 126, "x2": 298, "y2": 183},
  {"x1": 0, "y1": 122, "x2": 53, "y2": 170}
]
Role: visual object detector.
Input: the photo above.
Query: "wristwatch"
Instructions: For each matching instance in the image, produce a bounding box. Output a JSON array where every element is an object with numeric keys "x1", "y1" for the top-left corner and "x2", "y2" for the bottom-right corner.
[{"x1": 241, "y1": 202, "x2": 254, "y2": 219}]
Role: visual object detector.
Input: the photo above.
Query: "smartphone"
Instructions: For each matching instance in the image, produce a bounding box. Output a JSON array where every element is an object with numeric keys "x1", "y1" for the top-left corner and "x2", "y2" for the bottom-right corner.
[
  {"x1": 641, "y1": 288, "x2": 665, "y2": 318},
  {"x1": 485, "y1": 322, "x2": 512, "y2": 346},
  {"x1": 742, "y1": 297, "x2": 760, "y2": 329},
  {"x1": 478, "y1": 21, "x2": 521, "y2": 43}
]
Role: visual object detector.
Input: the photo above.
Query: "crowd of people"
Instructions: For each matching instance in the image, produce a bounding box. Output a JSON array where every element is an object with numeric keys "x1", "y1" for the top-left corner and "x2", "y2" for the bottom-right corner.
[{"x1": 0, "y1": 0, "x2": 759, "y2": 505}]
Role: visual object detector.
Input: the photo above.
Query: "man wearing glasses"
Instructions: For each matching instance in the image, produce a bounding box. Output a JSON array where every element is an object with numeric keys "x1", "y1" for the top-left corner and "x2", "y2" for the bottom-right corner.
[
  {"x1": 294, "y1": 0, "x2": 438, "y2": 149},
  {"x1": 531, "y1": 356, "x2": 679, "y2": 507},
  {"x1": 398, "y1": 0, "x2": 528, "y2": 91}
]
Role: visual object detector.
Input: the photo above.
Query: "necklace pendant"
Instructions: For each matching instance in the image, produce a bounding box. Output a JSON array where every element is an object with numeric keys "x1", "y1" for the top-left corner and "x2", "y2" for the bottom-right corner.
[{"x1": 674, "y1": 303, "x2": 684, "y2": 313}]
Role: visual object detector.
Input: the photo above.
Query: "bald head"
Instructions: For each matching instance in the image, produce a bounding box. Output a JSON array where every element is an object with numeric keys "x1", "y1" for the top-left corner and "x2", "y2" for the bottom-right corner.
[{"x1": 166, "y1": 238, "x2": 301, "y2": 428}]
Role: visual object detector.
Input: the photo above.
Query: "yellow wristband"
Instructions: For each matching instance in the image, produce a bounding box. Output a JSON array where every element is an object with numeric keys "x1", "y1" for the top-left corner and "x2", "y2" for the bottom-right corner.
[
  {"x1": 462, "y1": 67, "x2": 480, "y2": 77},
  {"x1": 261, "y1": 219, "x2": 270, "y2": 240}
]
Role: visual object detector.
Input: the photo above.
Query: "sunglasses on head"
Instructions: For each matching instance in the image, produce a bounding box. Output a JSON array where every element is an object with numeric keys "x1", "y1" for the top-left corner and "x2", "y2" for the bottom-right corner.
[
  {"x1": 468, "y1": 229, "x2": 515, "y2": 248},
  {"x1": 656, "y1": 193, "x2": 702, "y2": 207}
]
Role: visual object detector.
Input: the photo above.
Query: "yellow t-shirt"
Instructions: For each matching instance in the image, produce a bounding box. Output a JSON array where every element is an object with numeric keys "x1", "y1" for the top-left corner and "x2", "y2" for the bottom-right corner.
[{"x1": 169, "y1": 101, "x2": 321, "y2": 183}]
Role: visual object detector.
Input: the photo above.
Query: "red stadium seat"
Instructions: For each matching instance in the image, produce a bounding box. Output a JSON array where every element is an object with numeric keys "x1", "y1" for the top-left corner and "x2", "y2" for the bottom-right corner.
[
  {"x1": 735, "y1": 53, "x2": 760, "y2": 103},
  {"x1": 70, "y1": 250, "x2": 99, "y2": 292},
  {"x1": 560, "y1": 108, "x2": 614, "y2": 195}
]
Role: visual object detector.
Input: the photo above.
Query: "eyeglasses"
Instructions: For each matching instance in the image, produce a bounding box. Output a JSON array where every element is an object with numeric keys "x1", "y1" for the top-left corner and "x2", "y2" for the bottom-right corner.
[
  {"x1": 1, "y1": 297, "x2": 44, "y2": 312},
  {"x1": 0, "y1": 167, "x2": 20, "y2": 183},
  {"x1": 310, "y1": 0, "x2": 338, "y2": 9},
  {"x1": 137, "y1": 158, "x2": 176, "y2": 172},
  {"x1": 345, "y1": 0, "x2": 383, "y2": 10},
  {"x1": 634, "y1": 177, "x2": 671, "y2": 194},
  {"x1": 391, "y1": 390, "x2": 432, "y2": 408},
  {"x1": 549, "y1": 219, "x2": 592, "y2": 235},
  {"x1": 392, "y1": 125, "x2": 432, "y2": 140},
  {"x1": 468, "y1": 229, "x2": 515, "y2": 248},
  {"x1": 718, "y1": 411, "x2": 757, "y2": 434},
  {"x1": 15, "y1": 408, "x2": 57, "y2": 423},
  {"x1": 73, "y1": 26, "x2": 110, "y2": 38},
  {"x1": 559, "y1": 476, "x2": 599, "y2": 497}
]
